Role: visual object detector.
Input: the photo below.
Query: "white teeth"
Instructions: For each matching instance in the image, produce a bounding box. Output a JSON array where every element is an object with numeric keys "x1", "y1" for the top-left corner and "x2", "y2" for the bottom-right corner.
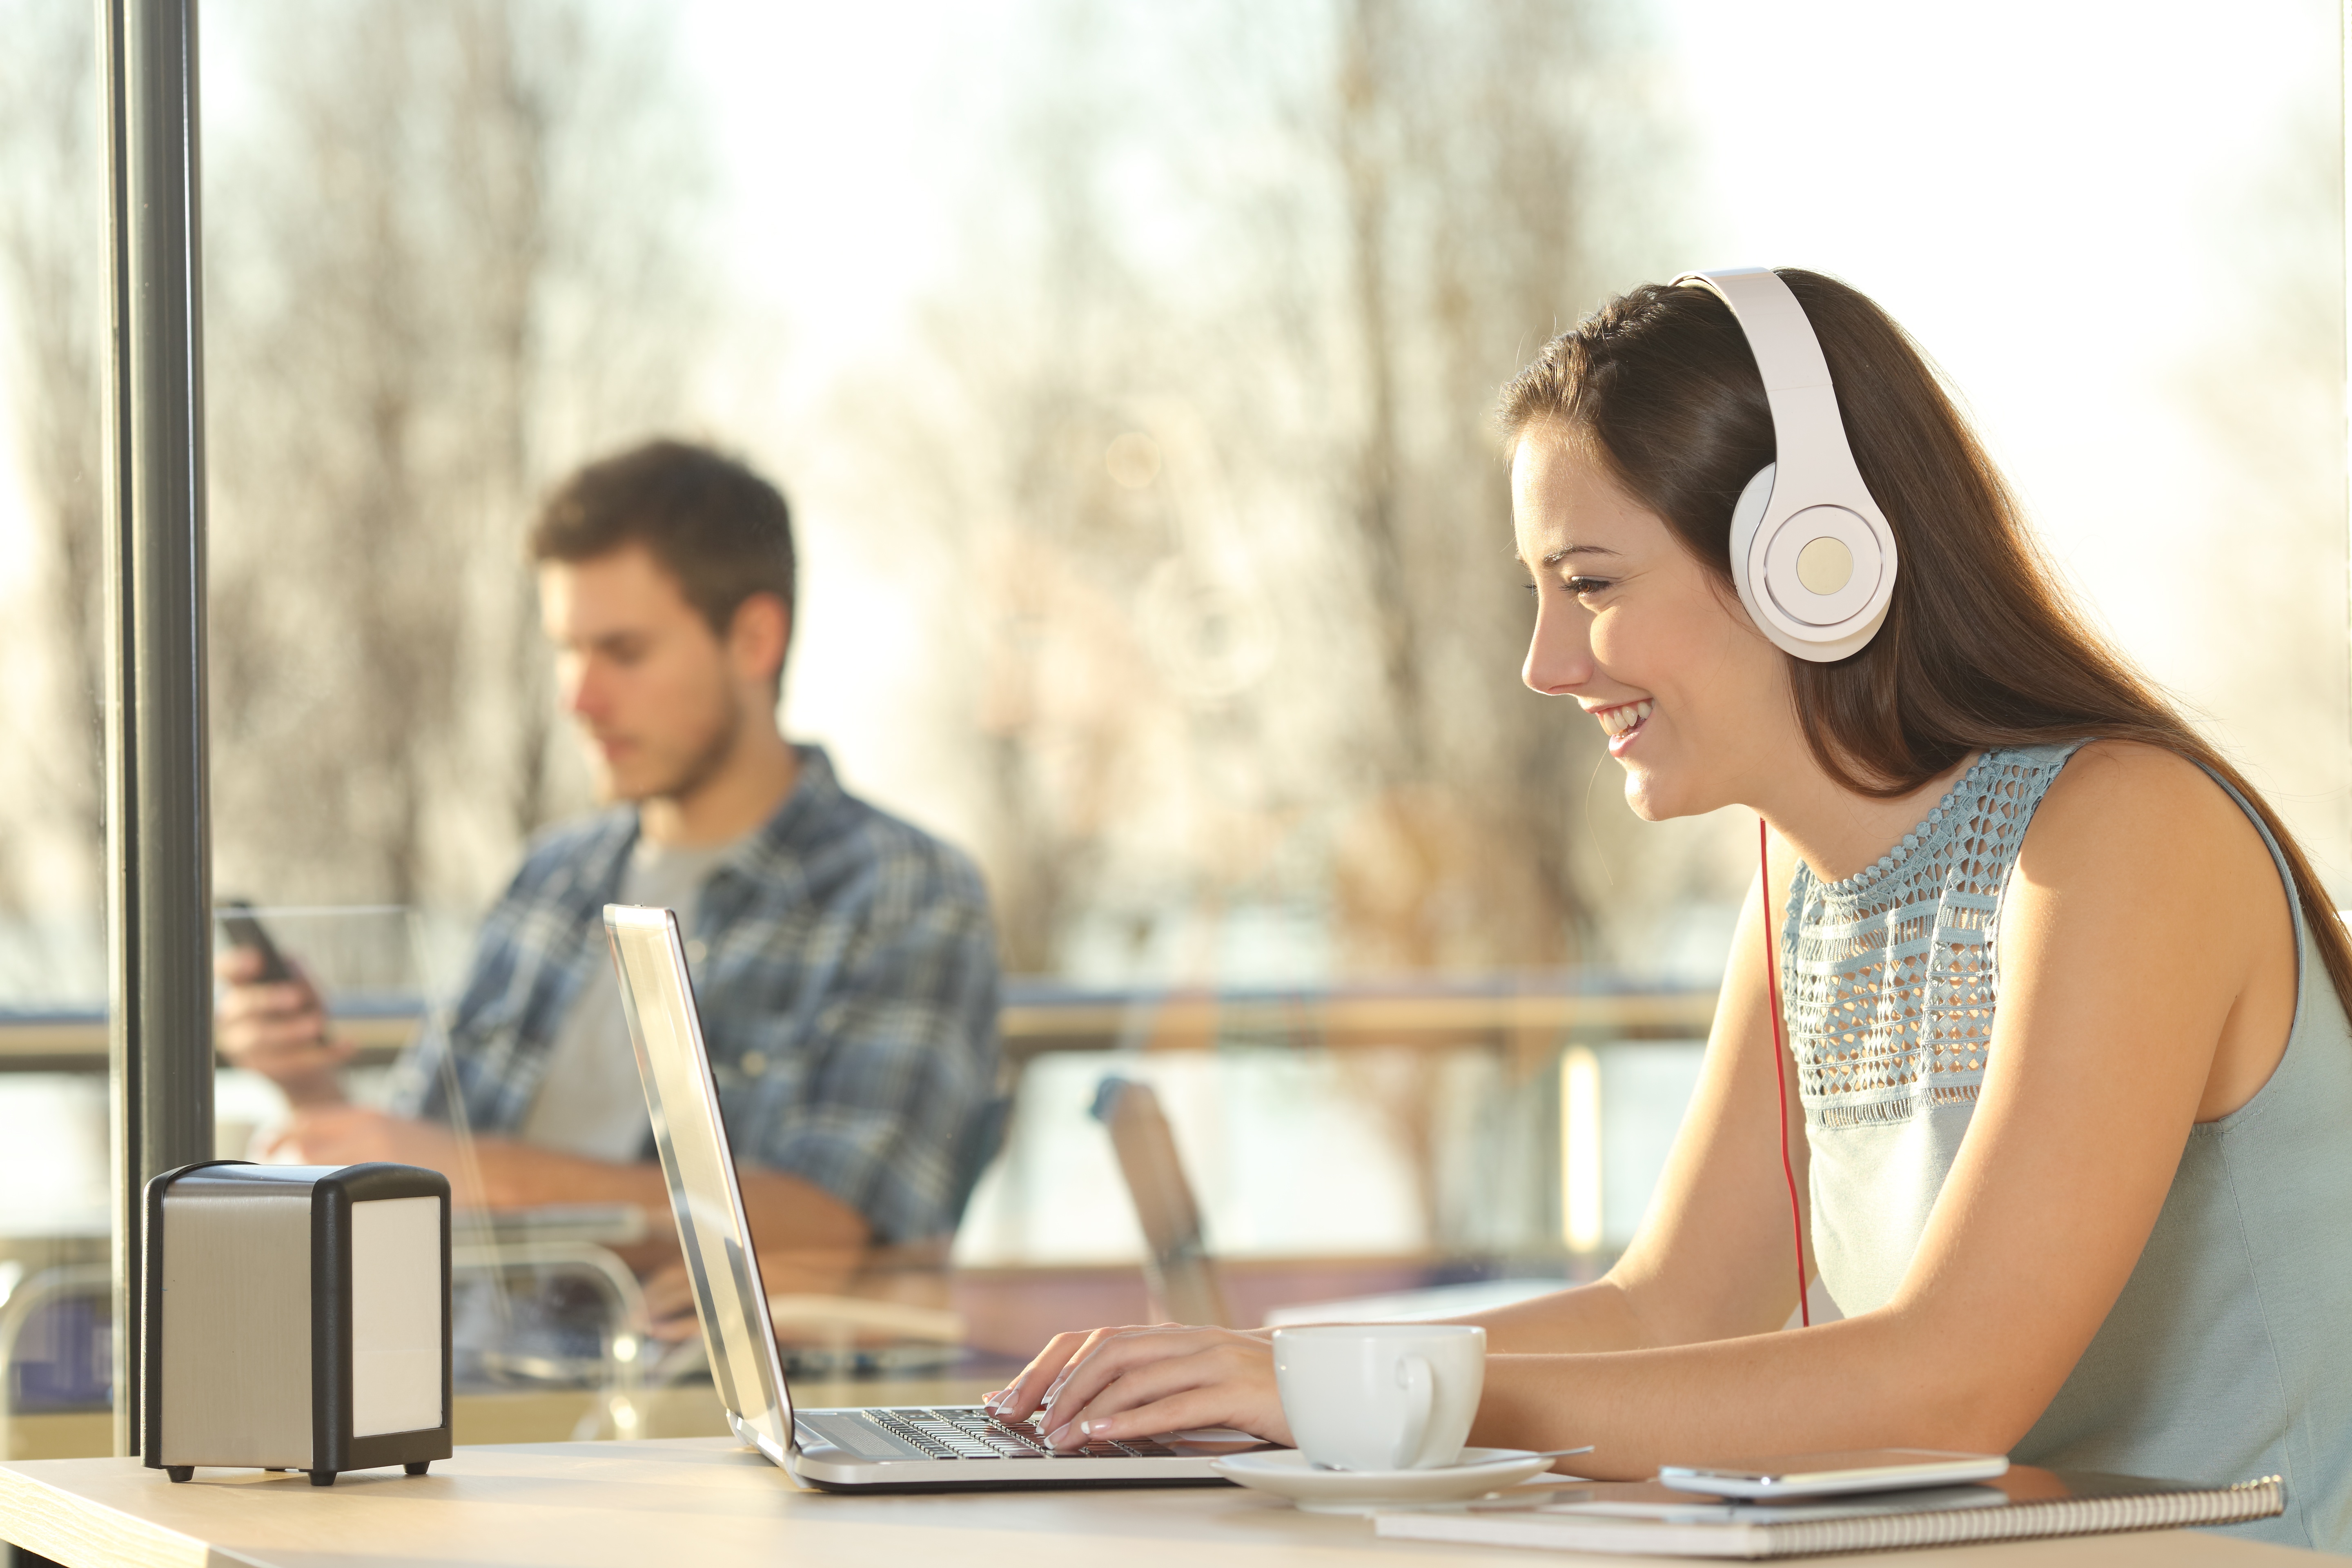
[{"x1": 1596, "y1": 699, "x2": 1654, "y2": 739}]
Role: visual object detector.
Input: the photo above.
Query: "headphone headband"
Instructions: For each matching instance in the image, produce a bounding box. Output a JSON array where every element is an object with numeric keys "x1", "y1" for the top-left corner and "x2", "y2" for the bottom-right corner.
[{"x1": 1673, "y1": 268, "x2": 1899, "y2": 663}]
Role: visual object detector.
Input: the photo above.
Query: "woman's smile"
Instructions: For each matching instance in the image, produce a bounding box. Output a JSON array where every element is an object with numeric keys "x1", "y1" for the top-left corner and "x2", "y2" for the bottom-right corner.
[{"x1": 1590, "y1": 697, "x2": 1655, "y2": 755}]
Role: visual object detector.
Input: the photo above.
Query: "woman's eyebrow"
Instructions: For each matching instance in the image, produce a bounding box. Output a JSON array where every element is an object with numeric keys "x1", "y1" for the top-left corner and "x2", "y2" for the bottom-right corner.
[
  {"x1": 1541, "y1": 543, "x2": 1620, "y2": 567},
  {"x1": 1511, "y1": 542, "x2": 1621, "y2": 572}
]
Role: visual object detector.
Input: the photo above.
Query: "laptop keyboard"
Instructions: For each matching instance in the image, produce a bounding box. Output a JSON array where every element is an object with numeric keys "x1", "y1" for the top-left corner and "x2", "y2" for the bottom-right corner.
[{"x1": 864, "y1": 1406, "x2": 1178, "y2": 1461}]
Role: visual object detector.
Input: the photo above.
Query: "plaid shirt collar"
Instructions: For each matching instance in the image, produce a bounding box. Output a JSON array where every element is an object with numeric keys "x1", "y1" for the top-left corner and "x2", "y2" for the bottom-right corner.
[
  {"x1": 718, "y1": 742, "x2": 855, "y2": 886},
  {"x1": 553, "y1": 741, "x2": 855, "y2": 908}
]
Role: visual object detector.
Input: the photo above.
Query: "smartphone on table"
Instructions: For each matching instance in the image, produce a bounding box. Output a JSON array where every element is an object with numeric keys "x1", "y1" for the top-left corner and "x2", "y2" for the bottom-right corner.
[{"x1": 1658, "y1": 1449, "x2": 2009, "y2": 1499}]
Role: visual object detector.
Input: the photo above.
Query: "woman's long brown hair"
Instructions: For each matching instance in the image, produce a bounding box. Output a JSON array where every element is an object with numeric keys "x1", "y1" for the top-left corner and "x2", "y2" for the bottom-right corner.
[{"x1": 1498, "y1": 269, "x2": 2352, "y2": 1016}]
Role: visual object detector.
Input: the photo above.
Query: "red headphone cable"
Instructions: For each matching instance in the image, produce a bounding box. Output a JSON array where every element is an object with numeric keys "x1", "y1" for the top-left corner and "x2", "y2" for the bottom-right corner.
[{"x1": 1759, "y1": 816, "x2": 1810, "y2": 1328}]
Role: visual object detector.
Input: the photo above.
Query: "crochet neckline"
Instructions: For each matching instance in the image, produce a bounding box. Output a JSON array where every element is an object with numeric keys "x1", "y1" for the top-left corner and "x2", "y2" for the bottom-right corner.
[{"x1": 1809, "y1": 751, "x2": 1998, "y2": 902}]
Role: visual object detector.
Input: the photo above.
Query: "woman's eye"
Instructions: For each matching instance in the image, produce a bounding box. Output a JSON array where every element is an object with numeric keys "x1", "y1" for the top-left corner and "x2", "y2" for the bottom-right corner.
[{"x1": 1525, "y1": 575, "x2": 1611, "y2": 600}]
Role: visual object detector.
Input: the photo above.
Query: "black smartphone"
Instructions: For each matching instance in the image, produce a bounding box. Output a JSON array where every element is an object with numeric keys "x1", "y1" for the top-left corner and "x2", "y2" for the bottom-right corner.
[{"x1": 216, "y1": 898, "x2": 294, "y2": 984}]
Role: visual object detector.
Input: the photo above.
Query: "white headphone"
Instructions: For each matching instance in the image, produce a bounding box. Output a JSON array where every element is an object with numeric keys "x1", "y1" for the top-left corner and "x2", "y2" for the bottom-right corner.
[{"x1": 1673, "y1": 268, "x2": 1898, "y2": 663}]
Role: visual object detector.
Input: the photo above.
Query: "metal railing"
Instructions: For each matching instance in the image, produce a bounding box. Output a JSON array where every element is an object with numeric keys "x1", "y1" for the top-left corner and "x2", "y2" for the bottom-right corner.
[{"x1": 0, "y1": 980, "x2": 1717, "y2": 1073}]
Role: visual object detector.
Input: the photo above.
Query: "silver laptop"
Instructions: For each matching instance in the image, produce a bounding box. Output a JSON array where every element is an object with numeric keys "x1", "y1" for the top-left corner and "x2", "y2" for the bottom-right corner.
[{"x1": 602, "y1": 903, "x2": 1265, "y2": 1490}]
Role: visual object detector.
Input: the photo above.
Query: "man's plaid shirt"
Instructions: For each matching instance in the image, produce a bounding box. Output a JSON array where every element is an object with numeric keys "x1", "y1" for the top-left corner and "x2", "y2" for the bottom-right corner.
[{"x1": 388, "y1": 746, "x2": 1001, "y2": 1244}]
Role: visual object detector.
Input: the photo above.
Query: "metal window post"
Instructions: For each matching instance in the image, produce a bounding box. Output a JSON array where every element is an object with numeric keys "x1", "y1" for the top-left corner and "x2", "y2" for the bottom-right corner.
[{"x1": 100, "y1": 0, "x2": 215, "y2": 1457}]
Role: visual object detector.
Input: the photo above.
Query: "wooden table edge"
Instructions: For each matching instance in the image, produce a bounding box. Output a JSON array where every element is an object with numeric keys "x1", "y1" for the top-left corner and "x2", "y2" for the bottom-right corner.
[{"x1": 0, "y1": 1457, "x2": 270, "y2": 1568}]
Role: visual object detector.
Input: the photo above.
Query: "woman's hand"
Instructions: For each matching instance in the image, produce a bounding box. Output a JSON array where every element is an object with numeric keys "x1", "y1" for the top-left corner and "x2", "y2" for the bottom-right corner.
[{"x1": 985, "y1": 1323, "x2": 1292, "y2": 1451}]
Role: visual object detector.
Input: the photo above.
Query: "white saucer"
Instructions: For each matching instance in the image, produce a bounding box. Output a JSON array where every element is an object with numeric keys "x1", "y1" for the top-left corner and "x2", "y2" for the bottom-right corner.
[{"x1": 1210, "y1": 1448, "x2": 1559, "y2": 1513}]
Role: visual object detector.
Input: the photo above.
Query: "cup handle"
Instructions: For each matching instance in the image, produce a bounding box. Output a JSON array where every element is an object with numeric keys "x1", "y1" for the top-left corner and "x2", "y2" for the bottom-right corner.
[{"x1": 1392, "y1": 1353, "x2": 1433, "y2": 1468}]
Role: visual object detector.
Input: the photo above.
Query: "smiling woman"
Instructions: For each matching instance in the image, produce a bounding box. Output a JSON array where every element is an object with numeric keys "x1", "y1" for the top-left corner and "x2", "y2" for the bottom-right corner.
[{"x1": 989, "y1": 270, "x2": 2352, "y2": 1553}]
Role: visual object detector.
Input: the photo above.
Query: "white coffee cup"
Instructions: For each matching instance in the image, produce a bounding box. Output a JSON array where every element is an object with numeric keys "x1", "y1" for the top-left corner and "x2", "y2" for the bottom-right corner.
[{"x1": 1271, "y1": 1323, "x2": 1486, "y2": 1471}]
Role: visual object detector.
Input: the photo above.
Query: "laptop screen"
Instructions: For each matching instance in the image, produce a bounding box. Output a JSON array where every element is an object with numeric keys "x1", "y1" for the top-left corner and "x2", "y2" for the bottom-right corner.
[{"x1": 604, "y1": 904, "x2": 795, "y2": 1461}]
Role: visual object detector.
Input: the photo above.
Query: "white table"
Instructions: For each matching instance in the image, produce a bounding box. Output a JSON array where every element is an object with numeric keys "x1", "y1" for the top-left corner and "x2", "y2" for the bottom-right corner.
[{"x1": 0, "y1": 1438, "x2": 2324, "y2": 1567}]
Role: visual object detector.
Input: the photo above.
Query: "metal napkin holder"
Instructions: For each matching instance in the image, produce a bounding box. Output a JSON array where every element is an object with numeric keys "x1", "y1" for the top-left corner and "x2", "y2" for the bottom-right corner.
[{"x1": 142, "y1": 1160, "x2": 454, "y2": 1486}]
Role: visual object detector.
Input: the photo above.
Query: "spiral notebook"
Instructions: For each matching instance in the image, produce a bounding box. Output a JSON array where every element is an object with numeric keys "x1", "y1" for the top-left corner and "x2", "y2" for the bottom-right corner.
[{"x1": 1371, "y1": 1466, "x2": 2284, "y2": 1558}]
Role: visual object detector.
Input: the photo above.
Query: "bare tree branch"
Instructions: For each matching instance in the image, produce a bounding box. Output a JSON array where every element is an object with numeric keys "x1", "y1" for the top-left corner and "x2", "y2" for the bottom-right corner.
[
  {"x1": 0, "y1": 0, "x2": 106, "y2": 918},
  {"x1": 203, "y1": 0, "x2": 714, "y2": 912}
]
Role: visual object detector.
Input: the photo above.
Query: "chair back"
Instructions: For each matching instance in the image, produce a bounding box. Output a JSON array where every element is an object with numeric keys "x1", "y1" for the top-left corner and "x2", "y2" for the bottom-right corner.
[{"x1": 1090, "y1": 1076, "x2": 1232, "y2": 1327}]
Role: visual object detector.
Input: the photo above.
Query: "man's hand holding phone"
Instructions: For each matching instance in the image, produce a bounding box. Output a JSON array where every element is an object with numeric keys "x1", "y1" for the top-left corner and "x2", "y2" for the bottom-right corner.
[{"x1": 215, "y1": 940, "x2": 354, "y2": 1107}]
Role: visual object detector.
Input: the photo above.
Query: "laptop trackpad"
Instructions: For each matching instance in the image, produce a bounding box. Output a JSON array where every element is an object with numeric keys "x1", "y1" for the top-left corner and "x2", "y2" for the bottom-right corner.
[{"x1": 799, "y1": 1412, "x2": 930, "y2": 1461}]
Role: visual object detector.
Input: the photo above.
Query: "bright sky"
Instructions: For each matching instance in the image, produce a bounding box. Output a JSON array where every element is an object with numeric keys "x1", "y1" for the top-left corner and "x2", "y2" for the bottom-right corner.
[{"x1": 1659, "y1": 0, "x2": 2332, "y2": 569}]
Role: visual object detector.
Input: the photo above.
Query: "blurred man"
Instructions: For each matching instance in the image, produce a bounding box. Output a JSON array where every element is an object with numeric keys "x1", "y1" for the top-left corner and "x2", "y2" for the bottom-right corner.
[{"x1": 218, "y1": 440, "x2": 1001, "y2": 1301}]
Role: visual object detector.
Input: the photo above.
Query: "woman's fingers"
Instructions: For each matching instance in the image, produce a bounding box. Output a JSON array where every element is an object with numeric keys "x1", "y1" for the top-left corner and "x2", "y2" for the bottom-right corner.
[
  {"x1": 1077, "y1": 1386, "x2": 1288, "y2": 1450},
  {"x1": 1038, "y1": 1325, "x2": 1145, "y2": 1412},
  {"x1": 1038, "y1": 1328, "x2": 1263, "y2": 1440},
  {"x1": 1043, "y1": 1345, "x2": 1222, "y2": 1446},
  {"x1": 991, "y1": 1323, "x2": 1201, "y2": 1422},
  {"x1": 1036, "y1": 1325, "x2": 1221, "y2": 1427},
  {"x1": 1043, "y1": 1336, "x2": 1288, "y2": 1449},
  {"x1": 989, "y1": 1328, "x2": 1111, "y2": 1420}
]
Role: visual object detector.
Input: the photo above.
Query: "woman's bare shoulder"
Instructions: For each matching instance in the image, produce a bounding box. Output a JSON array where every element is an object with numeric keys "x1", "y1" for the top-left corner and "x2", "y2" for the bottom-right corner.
[
  {"x1": 2038, "y1": 738, "x2": 2235, "y2": 819},
  {"x1": 2022, "y1": 739, "x2": 2272, "y2": 906}
]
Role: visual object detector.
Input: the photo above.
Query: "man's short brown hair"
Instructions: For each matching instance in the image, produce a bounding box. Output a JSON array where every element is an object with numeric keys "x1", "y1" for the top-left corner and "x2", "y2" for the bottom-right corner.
[{"x1": 530, "y1": 439, "x2": 796, "y2": 646}]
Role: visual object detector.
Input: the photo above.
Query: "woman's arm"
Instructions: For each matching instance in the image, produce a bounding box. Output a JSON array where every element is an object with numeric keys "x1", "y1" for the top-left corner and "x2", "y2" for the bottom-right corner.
[
  {"x1": 1020, "y1": 746, "x2": 2287, "y2": 1469},
  {"x1": 1462, "y1": 744, "x2": 2290, "y2": 1471},
  {"x1": 1515, "y1": 828, "x2": 1821, "y2": 1348},
  {"x1": 992, "y1": 841, "x2": 1817, "y2": 1439}
]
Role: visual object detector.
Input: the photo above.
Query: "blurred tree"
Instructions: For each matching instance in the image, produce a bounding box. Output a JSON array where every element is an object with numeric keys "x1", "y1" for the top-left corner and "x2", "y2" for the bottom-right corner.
[
  {"x1": 1317, "y1": 0, "x2": 1645, "y2": 972},
  {"x1": 203, "y1": 0, "x2": 713, "y2": 913},
  {"x1": 0, "y1": 0, "x2": 105, "y2": 924},
  {"x1": 858, "y1": 7, "x2": 1278, "y2": 977},
  {"x1": 864, "y1": 0, "x2": 1686, "y2": 1255},
  {"x1": 902, "y1": 0, "x2": 1684, "y2": 978}
]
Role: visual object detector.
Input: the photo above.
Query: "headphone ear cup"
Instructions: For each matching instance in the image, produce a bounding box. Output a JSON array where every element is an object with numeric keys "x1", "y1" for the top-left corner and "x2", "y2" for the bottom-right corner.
[{"x1": 1728, "y1": 463, "x2": 1777, "y2": 635}]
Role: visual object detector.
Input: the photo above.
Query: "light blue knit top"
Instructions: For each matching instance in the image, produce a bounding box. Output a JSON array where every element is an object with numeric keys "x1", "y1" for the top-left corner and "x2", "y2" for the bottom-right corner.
[{"x1": 1784, "y1": 742, "x2": 2352, "y2": 1551}]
